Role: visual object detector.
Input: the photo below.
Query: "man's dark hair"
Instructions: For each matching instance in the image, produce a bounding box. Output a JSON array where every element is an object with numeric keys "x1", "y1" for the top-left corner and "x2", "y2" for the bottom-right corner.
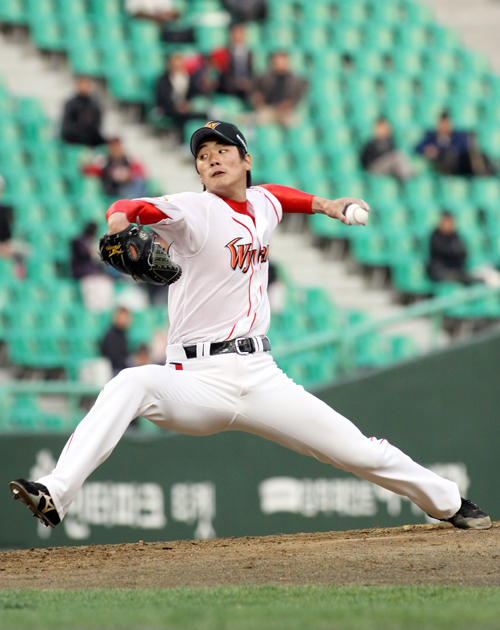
[{"x1": 195, "y1": 134, "x2": 251, "y2": 189}]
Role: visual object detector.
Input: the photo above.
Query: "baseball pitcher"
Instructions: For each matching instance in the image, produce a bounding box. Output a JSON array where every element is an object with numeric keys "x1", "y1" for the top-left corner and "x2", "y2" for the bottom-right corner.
[{"x1": 10, "y1": 121, "x2": 491, "y2": 532}]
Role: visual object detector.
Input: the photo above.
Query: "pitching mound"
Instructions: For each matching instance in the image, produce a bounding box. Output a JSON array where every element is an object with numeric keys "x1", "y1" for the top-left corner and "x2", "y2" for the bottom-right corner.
[{"x1": 2, "y1": 522, "x2": 499, "y2": 589}]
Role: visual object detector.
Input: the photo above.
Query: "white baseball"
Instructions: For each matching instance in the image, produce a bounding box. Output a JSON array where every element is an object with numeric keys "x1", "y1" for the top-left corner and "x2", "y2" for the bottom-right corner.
[{"x1": 344, "y1": 203, "x2": 368, "y2": 226}]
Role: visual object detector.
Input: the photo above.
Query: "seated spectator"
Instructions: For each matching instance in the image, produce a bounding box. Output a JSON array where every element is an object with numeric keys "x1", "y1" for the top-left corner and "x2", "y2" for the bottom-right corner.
[
  {"x1": 252, "y1": 51, "x2": 308, "y2": 127},
  {"x1": 100, "y1": 307, "x2": 132, "y2": 377},
  {"x1": 155, "y1": 53, "x2": 208, "y2": 139},
  {"x1": 360, "y1": 118, "x2": 414, "y2": 181},
  {"x1": 427, "y1": 212, "x2": 474, "y2": 285},
  {"x1": 212, "y1": 23, "x2": 254, "y2": 103},
  {"x1": 71, "y1": 221, "x2": 114, "y2": 312},
  {"x1": 222, "y1": 0, "x2": 267, "y2": 22},
  {"x1": 61, "y1": 76, "x2": 106, "y2": 147},
  {"x1": 0, "y1": 175, "x2": 27, "y2": 278},
  {"x1": 125, "y1": 0, "x2": 179, "y2": 22},
  {"x1": 83, "y1": 138, "x2": 147, "y2": 199},
  {"x1": 415, "y1": 112, "x2": 494, "y2": 176}
]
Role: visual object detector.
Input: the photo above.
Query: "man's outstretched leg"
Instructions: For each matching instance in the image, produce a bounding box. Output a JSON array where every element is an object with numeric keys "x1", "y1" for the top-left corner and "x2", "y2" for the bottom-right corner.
[{"x1": 10, "y1": 361, "x2": 238, "y2": 527}]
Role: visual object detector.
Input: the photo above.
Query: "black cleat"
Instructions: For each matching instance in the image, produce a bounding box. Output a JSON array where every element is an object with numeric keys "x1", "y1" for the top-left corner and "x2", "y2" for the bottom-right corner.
[
  {"x1": 446, "y1": 498, "x2": 491, "y2": 530},
  {"x1": 9, "y1": 478, "x2": 61, "y2": 528}
]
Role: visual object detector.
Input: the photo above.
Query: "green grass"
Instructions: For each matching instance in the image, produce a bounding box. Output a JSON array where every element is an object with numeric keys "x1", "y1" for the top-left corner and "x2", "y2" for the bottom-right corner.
[{"x1": 1, "y1": 585, "x2": 500, "y2": 629}]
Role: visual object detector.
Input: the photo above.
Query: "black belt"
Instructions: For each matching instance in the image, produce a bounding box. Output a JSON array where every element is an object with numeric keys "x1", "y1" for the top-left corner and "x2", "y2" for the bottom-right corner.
[{"x1": 184, "y1": 336, "x2": 271, "y2": 359}]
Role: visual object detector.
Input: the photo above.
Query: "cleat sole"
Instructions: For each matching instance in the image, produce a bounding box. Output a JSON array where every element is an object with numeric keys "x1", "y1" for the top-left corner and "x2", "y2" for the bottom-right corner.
[{"x1": 9, "y1": 481, "x2": 55, "y2": 529}]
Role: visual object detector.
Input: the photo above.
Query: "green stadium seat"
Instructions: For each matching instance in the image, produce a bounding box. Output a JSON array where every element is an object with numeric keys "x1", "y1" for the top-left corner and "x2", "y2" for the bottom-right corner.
[
  {"x1": 88, "y1": 0, "x2": 122, "y2": 18},
  {"x1": 68, "y1": 44, "x2": 104, "y2": 77},
  {"x1": 382, "y1": 74, "x2": 416, "y2": 101},
  {"x1": 268, "y1": 0, "x2": 296, "y2": 22},
  {"x1": 365, "y1": 23, "x2": 395, "y2": 51},
  {"x1": 109, "y1": 71, "x2": 149, "y2": 103},
  {"x1": 351, "y1": 229, "x2": 387, "y2": 266},
  {"x1": 429, "y1": 25, "x2": 461, "y2": 49},
  {"x1": 0, "y1": 0, "x2": 28, "y2": 23},
  {"x1": 458, "y1": 50, "x2": 490, "y2": 74},
  {"x1": 309, "y1": 212, "x2": 351, "y2": 240},
  {"x1": 392, "y1": 259, "x2": 433, "y2": 294},
  {"x1": 419, "y1": 73, "x2": 453, "y2": 100},
  {"x1": 392, "y1": 49, "x2": 425, "y2": 76},
  {"x1": 374, "y1": 202, "x2": 410, "y2": 229},
  {"x1": 330, "y1": 23, "x2": 363, "y2": 52},
  {"x1": 472, "y1": 178, "x2": 500, "y2": 205},
  {"x1": 62, "y1": 16, "x2": 95, "y2": 47},
  {"x1": 352, "y1": 50, "x2": 386, "y2": 75},
  {"x1": 336, "y1": 0, "x2": 369, "y2": 23},
  {"x1": 437, "y1": 177, "x2": 471, "y2": 206},
  {"x1": 402, "y1": 1, "x2": 433, "y2": 24},
  {"x1": 426, "y1": 49, "x2": 460, "y2": 75},
  {"x1": 54, "y1": 0, "x2": 87, "y2": 17},
  {"x1": 370, "y1": 2, "x2": 401, "y2": 24},
  {"x1": 395, "y1": 24, "x2": 429, "y2": 49},
  {"x1": 449, "y1": 100, "x2": 480, "y2": 128},
  {"x1": 365, "y1": 175, "x2": 401, "y2": 203},
  {"x1": 31, "y1": 17, "x2": 65, "y2": 51},
  {"x1": 302, "y1": 2, "x2": 334, "y2": 22},
  {"x1": 263, "y1": 22, "x2": 295, "y2": 49},
  {"x1": 297, "y1": 23, "x2": 329, "y2": 51}
]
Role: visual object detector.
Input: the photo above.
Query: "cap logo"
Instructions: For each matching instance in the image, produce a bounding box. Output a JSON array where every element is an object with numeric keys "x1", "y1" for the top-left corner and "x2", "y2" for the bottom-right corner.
[{"x1": 204, "y1": 121, "x2": 221, "y2": 129}]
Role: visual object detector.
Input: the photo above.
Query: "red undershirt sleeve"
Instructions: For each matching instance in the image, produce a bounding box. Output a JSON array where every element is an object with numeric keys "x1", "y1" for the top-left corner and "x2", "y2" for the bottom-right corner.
[
  {"x1": 259, "y1": 184, "x2": 314, "y2": 214},
  {"x1": 106, "y1": 199, "x2": 168, "y2": 225}
]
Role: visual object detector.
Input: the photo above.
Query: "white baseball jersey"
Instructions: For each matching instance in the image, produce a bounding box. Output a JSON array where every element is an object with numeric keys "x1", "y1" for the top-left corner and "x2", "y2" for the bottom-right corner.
[{"x1": 138, "y1": 187, "x2": 282, "y2": 345}]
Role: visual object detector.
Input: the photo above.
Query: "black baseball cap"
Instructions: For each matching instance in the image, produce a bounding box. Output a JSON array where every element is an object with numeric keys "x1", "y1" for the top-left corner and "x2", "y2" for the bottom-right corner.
[{"x1": 190, "y1": 121, "x2": 248, "y2": 157}]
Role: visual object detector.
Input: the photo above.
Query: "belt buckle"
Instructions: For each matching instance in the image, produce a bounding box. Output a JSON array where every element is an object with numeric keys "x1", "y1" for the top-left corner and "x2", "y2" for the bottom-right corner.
[{"x1": 235, "y1": 338, "x2": 253, "y2": 355}]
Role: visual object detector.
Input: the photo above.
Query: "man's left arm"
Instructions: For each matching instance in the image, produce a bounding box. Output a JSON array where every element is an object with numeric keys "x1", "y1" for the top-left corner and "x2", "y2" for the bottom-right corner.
[{"x1": 259, "y1": 183, "x2": 369, "y2": 225}]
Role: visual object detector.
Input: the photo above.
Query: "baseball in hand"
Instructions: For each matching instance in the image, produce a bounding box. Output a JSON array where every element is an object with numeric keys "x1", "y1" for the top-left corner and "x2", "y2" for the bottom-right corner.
[{"x1": 344, "y1": 203, "x2": 368, "y2": 226}]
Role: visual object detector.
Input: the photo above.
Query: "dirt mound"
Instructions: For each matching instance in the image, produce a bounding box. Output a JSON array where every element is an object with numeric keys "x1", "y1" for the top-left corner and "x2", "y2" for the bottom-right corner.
[{"x1": 1, "y1": 522, "x2": 499, "y2": 589}]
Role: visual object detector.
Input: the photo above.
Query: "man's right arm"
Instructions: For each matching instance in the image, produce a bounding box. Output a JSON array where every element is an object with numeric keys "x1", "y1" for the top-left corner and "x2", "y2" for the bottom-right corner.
[{"x1": 106, "y1": 199, "x2": 168, "y2": 234}]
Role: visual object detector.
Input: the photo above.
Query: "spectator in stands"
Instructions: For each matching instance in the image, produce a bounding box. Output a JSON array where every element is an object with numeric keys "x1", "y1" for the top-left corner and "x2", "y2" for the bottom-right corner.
[
  {"x1": 427, "y1": 212, "x2": 474, "y2": 285},
  {"x1": 415, "y1": 112, "x2": 494, "y2": 176},
  {"x1": 155, "y1": 53, "x2": 207, "y2": 139},
  {"x1": 212, "y1": 23, "x2": 254, "y2": 103},
  {"x1": 222, "y1": 0, "x2": 267, "y2": 22},
  {"x1": 71, "y1": 222, "x2": 114, "y2": 312},
  {"x1": 125, "y1": 0, "x2": 179, "y2": 22},
  {"x1": 83, "y1": 138, "x2": 147, "y2": 199},
  {"x1": 0, "y1": 175, "x2": 27, "y2": 278},
  {"x1": 252, "y1": 51, "x2": 308, "y2": 127},
  {"x1": 360, "y1": 118, "x2": 414, "y2": 181},
  {"x1": 61, "y1": 76, "x2": 106, "y2": 147},
  {"x1": 100, "y1": 307, "x2": 132, "y2": 377}
]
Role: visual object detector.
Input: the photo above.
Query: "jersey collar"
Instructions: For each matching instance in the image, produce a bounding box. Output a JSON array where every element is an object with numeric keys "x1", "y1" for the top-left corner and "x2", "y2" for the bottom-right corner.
[{"x1": 219, "y1": 195, "x2": 256, "y2": 226}]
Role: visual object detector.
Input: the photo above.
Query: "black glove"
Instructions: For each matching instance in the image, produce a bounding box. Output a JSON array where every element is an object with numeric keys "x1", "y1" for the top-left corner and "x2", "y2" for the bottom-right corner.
[{"x1": 99, "y1": 224, "x2": 182, "y2": 286}]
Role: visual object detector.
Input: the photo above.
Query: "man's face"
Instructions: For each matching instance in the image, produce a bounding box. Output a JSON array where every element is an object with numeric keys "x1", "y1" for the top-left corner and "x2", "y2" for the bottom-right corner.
[
  {"x1": 196, "y1": 140, "x2": 251, "y2": 196},
  {"x1": 375, "y1": 120, "x2": 391, "y2": 139},
  {"x1": 438, "y1": 116, "x2": 452, "y2": 135},
  {"x1": 271, "y1": 53, "x2": 289, "y2": 74},
  {"x1": 77, "y1": 77, "x2": 93, "y2": 96},
  {"x1": 439, "y1": 215, "x2": 455, "y2": 234},
  {"x1": 231, "y1": 24, "x2": 246, "y2": 45}
]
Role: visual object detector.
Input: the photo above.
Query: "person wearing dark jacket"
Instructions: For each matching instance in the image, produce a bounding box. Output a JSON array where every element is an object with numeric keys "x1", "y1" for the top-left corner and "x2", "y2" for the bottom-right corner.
[
  {"x1": 415, "y1": 112, "x2": 493, "y2": 176},
  {"x1": 100, "y1": 307, "x2": 132, "y2": 376},
  {"x1": 212, "y1": 23, "x2": 253, "y2": 102},
  {"x1": 70, "y1": 222, "x2": 101, "y2": 280},
  {"x1": 427, "y1": 212, "x2": 474, "y2": 285},
  {"x1": 360, "y1": 118, "x2": 414, "y2": 180},
  {"x1": 252, "y1": 51, "x2": 308, "y2": 127},
  {"x1": 155, "y1": 53, "x2": 207, "y2": 137},
  {"x1": 61, "y1": 76, "x2": 106, "y2": 147}
]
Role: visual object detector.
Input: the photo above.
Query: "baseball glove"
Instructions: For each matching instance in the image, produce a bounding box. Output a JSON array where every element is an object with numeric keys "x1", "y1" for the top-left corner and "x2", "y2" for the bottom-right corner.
[{"x1": 99, "y1": 224, "x2": 182, "y2": 286}]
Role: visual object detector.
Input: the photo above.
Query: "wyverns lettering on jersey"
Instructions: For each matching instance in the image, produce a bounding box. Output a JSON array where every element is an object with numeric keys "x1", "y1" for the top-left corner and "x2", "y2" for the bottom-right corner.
[{"x1": 226, "y1": 238, "x2": 269, "y2": 273}]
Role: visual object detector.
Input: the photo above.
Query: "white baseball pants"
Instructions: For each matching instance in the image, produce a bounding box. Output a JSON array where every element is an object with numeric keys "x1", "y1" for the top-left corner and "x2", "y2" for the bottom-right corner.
[{"x1": 38, "y1": 347, "x2": 461, "y2": 521}]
